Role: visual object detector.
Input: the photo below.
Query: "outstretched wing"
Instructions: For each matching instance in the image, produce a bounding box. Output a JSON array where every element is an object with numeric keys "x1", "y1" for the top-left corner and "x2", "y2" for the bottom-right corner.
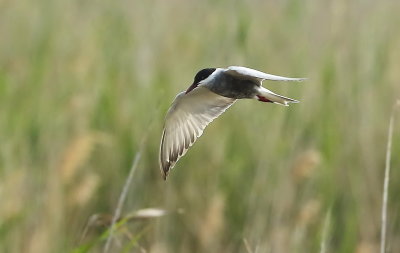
[
  {"x1": 159, "y1": 86, "x2": 236, "y2": 179},
  {"x1": 225, "y1": 66, "x2": 306, "y2": 83}
]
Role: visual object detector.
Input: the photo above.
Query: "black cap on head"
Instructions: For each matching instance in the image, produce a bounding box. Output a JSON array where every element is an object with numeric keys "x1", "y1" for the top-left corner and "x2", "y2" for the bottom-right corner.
[
  {"x1": 193, "y1": 68, "x2": 216, "y2": 84},
  {"x1": 186, "y1": 68, "x2": 217, "y2": 94}
]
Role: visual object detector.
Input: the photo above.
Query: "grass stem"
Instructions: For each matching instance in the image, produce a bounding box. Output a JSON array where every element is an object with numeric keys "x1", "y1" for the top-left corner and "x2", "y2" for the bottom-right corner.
[
  {"x1": 103, "y1": 152, "x2": 142, "y2": 253},
  {"x1": 380, "y1": 100, "x2": 400, "y2": 253}
]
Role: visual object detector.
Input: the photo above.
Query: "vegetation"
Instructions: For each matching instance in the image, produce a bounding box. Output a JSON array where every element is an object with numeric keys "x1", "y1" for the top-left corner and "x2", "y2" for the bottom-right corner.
[{"x1": 1, "y1": 0, "x2": 399, "y2": 252}]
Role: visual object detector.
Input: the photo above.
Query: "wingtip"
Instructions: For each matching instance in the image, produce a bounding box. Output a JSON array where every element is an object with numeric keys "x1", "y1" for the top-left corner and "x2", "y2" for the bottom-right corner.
[
  {"x1": 160, "y1": 163, "x2": 170, "y2": 181},
  {"x1": 161, "y1": 167, "x2": 169, "y2": 181}
]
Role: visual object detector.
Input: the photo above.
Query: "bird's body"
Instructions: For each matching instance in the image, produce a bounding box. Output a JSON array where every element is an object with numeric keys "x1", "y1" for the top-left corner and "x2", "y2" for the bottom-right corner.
[
  {"x1": 159, "y1": 66, "x2": 305, "y2": 179},
  {"x1": 204, "y1": 69, "x2": 260, "y2": 99}
]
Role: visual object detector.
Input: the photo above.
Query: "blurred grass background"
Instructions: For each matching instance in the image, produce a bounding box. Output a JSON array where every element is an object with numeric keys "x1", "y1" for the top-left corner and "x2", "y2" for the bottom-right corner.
[{"x1": 1, "y1": 0, "x2": 400, "y2": 252}]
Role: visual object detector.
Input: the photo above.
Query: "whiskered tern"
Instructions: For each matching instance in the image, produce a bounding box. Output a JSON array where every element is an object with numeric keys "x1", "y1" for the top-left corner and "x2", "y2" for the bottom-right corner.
[{"x1": 159, "y1": 66, "x2": 305, "y2": 179}]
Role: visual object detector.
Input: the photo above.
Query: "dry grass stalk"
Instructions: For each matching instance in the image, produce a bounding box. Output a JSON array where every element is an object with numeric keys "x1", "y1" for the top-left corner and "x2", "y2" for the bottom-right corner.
[
  {"x1": 243, "y1": 238, "x2": 259, "y2": 253},
  {"x1": 380, "y1": 100, "x2": 400, "y2": 253},
  {"x1": 125, "y1": 208, "x2": 169, "y2": 220},
  {"x1": 243, "y1": 238, "x2": 253, "y2": 253},
  {"x1": 320, "y1": 209, "x2": 331, "y2": 253},
  {"x1": 103, "y1": 152, "x2": 142, "y2": 253},
  {"x1": 80, "y1": 208, "x2": 168, "y2": 243}
]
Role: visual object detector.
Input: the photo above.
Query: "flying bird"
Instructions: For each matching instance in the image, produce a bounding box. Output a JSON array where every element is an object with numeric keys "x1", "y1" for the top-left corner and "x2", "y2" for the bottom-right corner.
[{"x1": 159, "y1": 66, "x2": 305, "y2": 179}]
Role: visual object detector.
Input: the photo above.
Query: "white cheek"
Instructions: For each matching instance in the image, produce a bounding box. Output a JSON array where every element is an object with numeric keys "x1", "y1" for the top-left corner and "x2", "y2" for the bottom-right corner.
[{"x1": 198, "y1": 68, "x2": 223, "y2": 86}]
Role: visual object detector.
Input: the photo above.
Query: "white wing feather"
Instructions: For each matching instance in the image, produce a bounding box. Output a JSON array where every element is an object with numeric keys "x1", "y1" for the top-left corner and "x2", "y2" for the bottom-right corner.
[
  {"x1": 226, "y1": 66, "x2": 306, "y2": 82},
  {"x1": 159, "y1": 87, "x2": 236, "y2": 179}
]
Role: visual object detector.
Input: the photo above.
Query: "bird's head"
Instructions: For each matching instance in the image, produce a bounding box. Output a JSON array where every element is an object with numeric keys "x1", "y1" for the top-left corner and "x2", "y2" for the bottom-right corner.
[{"x1": 186, "y1": 68, "x2": 216, "y2": 94}]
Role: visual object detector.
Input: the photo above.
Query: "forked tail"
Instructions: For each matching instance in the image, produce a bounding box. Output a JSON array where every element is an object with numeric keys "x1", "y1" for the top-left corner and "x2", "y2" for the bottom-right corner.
[{"x1": 256, "y1": 87, "x2": 299, "y2": 106}]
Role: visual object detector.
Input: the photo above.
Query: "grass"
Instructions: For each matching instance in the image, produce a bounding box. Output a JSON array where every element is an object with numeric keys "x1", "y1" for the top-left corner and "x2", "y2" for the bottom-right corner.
[
  {"x1": 1, "y1": 0, "x2": 400, "y2": 252},
  {"x1": 104, "y1": 152, "x2": 141, "y2": 253},
  {"x1": 380, "y1": 100, "x2": 400, "y2": 253}
]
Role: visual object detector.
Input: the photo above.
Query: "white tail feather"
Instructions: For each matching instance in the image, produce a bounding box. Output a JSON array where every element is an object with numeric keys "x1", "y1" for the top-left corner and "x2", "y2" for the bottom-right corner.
[{"x1": 256, "y1": 87, "x2": 299, "y2": 106}]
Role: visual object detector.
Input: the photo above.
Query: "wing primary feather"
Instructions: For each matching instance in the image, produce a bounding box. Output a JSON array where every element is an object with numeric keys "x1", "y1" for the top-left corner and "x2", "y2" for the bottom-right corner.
[
  {"x1": 159, "y1": 87, "x2": 236, "y2": 179},
  {"x1": 226, "y1": 66, "x2": 306, "y2": 82}
]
